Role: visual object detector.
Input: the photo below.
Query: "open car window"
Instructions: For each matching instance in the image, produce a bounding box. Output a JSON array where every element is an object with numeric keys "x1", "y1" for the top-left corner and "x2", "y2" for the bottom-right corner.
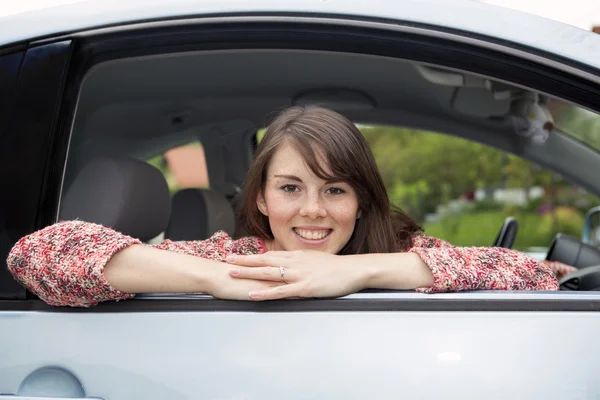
[
  {"x1": 57, "y1": 23, "x2": 600, "y2": 302},
  {"x1": 360, "y1": 125, "x2": 600, "y2": 257}
]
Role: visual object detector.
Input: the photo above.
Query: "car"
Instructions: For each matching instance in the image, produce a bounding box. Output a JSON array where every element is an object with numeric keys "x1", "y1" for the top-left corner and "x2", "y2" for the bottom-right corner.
[{"x1": 2, "y1": 1, "x2": 600, "y2": 398}]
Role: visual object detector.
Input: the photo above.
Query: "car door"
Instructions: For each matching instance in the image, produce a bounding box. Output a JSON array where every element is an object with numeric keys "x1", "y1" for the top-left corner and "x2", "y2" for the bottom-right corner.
[{"x1": 2, "y1": 7, "x2": 600, "y2": 400}]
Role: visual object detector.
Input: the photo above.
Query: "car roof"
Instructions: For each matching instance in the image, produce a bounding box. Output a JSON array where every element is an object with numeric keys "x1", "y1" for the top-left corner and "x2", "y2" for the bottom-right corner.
[{"x1": 1, "y1": 0, "x2": 600, "y2": 70}]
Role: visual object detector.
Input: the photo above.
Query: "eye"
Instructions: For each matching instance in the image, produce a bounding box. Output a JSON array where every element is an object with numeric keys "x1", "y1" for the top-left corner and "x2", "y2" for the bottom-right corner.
[
  {"x1": 280, "y1": 184, "x2": 300, "y2": 193},
  {"x1": 326, "y1": 186, "x2": 346, "y2": 195}
]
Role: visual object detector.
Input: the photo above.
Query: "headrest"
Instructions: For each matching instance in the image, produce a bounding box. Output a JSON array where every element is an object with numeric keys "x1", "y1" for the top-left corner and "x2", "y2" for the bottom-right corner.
[
  {"x1": 59, "y1": 156, "x2": 171, "y2": 241},
  {"x1": 164, "y1": 188, "x2": 236, "y2": 241}
]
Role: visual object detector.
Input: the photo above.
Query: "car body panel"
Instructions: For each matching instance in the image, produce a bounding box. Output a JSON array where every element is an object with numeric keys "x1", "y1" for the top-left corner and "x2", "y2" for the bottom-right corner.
[
  {"x1": 1, "y1": 297, "x2": 599, "y2": 399},
  {"x1": 1, "y1": 0, "x2": 600, "y2": 71}
]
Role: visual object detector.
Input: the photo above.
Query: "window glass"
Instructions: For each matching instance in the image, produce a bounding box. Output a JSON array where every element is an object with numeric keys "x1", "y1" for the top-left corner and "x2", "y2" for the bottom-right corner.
[
  {"x1": 146, "y1": 141, "x2": 209, "y2": 195},
  {"x1": 551, "y1": 99, "x2": 600, "y2": 152},
  {"x1": 360, "y1": 126, "x2": 600, "y2": 254}
]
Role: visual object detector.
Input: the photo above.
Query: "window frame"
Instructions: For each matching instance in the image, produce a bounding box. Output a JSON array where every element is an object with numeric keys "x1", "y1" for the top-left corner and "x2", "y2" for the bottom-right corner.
[
  {"x1": 0, "y1": 41, "x2": 72, "y2": 300},
  {"x1": 4, "y1": 16, "x2": 600, "y2": 309}
]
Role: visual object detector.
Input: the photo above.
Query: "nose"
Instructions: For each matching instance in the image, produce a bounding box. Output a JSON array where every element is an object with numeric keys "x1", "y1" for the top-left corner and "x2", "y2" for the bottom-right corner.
[{"x1": 299, "y1": 192, "x2": 327, "y2": 219}]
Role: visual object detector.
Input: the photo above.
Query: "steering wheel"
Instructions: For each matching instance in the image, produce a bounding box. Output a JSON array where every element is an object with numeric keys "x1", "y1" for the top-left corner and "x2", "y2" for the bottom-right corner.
[
  {"x1": 559, "y1": 265, "x2": 600, "y2": 291},
  {"x1": 493, "y1": 216, "x2": 518, "y2": 248},
  {"x1": 543, "y1": 233, "x2": 600, "y2": 291}
]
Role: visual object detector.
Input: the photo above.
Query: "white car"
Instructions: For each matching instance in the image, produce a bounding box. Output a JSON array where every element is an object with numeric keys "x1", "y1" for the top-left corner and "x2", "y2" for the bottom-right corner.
[{"x1": 1, "y1": 1, "x2": 600, "y2": 399}]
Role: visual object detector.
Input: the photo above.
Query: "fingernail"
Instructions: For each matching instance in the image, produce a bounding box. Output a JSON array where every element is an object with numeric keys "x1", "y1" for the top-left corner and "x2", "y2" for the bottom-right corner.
[
  {"x1": 226, "y1": 254, "x2": 237, "y2": 263},
  {"x1": 229, "y1": 268, "x2": 240, "y2": 276},
  {"x1": 248, "y1": 291, "x2": 260, "y2": 299}
]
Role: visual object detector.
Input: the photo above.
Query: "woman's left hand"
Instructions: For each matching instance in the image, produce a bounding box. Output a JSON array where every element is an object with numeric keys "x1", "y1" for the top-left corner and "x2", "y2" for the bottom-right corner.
[{"x1": 225, "y1": 251, "x2": 366, "y2": 300}]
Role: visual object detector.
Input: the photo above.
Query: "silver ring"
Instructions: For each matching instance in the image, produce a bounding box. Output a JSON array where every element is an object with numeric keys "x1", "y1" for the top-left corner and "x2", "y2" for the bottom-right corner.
[{"x1": 279, "y1": 266, "x2": 286, "y2": 283}]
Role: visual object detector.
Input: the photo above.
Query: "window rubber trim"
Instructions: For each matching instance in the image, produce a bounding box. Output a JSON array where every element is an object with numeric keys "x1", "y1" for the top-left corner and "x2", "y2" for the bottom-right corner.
[{"x1": 3, "y1": 294, "x2": 600, "y2": 312}]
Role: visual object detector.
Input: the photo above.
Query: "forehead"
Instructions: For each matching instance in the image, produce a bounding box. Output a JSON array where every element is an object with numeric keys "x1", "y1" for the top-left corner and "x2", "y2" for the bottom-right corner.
[{"x1": 267, "y1": 142, "x2": 331, "y2": 176}]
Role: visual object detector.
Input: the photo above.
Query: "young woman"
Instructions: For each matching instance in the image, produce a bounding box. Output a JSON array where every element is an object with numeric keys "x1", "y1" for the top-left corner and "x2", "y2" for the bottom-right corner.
[{"x1": 7, "y1": 106, "x2": 570, "y2": 307}]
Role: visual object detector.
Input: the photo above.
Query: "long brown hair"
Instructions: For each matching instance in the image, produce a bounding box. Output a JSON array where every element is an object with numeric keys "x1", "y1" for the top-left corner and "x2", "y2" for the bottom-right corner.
[{"x1": 239, "y1": 106, "x2": 422, "y2": 254}]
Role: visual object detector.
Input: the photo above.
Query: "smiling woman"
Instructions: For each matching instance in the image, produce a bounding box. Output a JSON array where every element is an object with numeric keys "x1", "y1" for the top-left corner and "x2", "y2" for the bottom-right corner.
[
  {"x1": 255, "y1": 143, "x2": 361, "y2": 253},
  {"x1": 240, "y1": 106, "x2": 420, "y2": 256},
  {"x1": 6, "y1": 106, "x2": 569, "y2": 306}
]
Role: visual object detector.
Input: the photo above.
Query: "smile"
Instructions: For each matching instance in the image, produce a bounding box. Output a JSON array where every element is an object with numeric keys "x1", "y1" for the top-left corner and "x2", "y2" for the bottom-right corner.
[{"x1": 293, "y1": 228, "x2": 332, "y2": 241}]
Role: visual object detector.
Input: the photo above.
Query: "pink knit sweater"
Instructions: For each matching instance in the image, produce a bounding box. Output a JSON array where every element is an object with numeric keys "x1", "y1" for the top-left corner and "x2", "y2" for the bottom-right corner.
[{"x1": 7, "y1": 220, "x2": 569, "y2": 307}]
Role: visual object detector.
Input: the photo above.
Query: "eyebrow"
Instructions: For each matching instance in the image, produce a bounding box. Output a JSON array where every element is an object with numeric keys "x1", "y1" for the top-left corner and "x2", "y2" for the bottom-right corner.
[
  {"x1": 273, "y1": 174, "x2": 345, "y2": 185},
  {"x1": 274, "y1": 174, "x2": 302, "y2": 182}
]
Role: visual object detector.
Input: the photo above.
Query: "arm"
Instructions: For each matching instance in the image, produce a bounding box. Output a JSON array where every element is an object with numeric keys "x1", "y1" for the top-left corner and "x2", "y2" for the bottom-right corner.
[
  {"x1": 7, "y1": 221, "x2": 274, "y2": 307},
  {"x1": 224, "y1": 234, "x2": 559, "y2": 300},
  {"x1": 406, "y1": 233, "x2": 559, "y2": 292},
  {"x1": 102, "y1": 244, "x2": 221, "y2": 294}
]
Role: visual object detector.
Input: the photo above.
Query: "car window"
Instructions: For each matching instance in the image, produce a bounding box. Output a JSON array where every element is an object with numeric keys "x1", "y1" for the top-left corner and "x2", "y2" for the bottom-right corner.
[
  {"x1": 360, "y1": 125, "x2": 600, "y2": 255},
  {"x1": 146, "y1": 140, "x2": 209, "y2": 195}
]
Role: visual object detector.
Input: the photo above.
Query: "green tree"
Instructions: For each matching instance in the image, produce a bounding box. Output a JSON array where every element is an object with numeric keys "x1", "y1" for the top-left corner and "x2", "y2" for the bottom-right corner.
[{"x1": 360, "y1": 126, "x2": 506, "y2": 218}]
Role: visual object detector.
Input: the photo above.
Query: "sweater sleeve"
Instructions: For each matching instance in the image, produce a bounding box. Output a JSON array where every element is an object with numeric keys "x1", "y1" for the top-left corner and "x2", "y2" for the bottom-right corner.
[
  {"x1": 408, "y1": 233, "x2": 559, "y2": 293},
  {"x1": 7, "y1": 221, "x2": 140, "y2": 307},
  {"x1": 6, "y1": 221, "x2": 266, "y2": 307}
]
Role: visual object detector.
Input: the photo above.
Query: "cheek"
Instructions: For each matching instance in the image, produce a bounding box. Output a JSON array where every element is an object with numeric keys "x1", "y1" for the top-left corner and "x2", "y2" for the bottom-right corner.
[
  {"x1": 330, "y1": 199, "x2": 360, "y2": 226},
  {"x1": 264, "y1": 191, "x2": 298, "y2": 221}
]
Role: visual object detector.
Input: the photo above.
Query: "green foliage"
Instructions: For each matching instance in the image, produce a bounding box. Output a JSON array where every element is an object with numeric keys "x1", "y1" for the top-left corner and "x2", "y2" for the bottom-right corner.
[
  {"x1": 256, "y1": 128, "x2": 267, "y2": 143},
  {"x1": 360, "y1": 124, "x2": 599, "y2": 249},
  {"x1": 423, "y1": 209, "x2": 581, "y2": 251},
  {"x1": 361, "y1": 126, "x2": 504, "y2": 194},
  {"x1": 539, "y1": 206, "x2": 584, "y2": 239},
  {"x1": 552, "y1": 100, "x2": 600, "y2": 152},
  {"x1": 503, "y1": 155, "x2": 554, "y2": 189},
  {"x1": 360, "y1": 126, "x2": 508, "y2": 219}
]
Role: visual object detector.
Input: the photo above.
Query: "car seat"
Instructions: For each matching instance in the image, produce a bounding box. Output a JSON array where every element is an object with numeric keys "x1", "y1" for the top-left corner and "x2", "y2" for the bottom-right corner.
[
  {"x1": 164, "y1": 188, "x2": 236, "y2": 241},
  {"x1": 58, "y1": 156, "x2": 171, "y2": 242}
]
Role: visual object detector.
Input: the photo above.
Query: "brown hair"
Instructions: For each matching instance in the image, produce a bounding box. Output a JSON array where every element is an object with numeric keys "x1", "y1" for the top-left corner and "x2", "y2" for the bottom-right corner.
[{"x1": 239, "y1": 106, "x2": 422, "y2": 254}]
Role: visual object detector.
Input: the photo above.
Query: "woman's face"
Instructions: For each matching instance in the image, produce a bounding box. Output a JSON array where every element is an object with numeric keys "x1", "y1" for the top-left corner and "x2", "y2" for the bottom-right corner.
[{"x1": 257, "y1": 142, "x2": 360, "y2": 253}]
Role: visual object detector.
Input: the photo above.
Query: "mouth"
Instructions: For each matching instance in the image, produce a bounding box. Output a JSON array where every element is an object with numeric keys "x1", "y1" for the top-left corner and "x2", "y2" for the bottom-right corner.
[{"x1": 293, "y1": 227, "x2": 332, "y2": 243}]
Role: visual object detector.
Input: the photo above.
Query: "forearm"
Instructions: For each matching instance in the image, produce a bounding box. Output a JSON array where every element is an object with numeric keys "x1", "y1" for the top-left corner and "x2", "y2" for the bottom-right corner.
[
  {"x1": 410, "y1": 246, "x2": 559, "y2": 292},
  {"x1": 357, "y1": 252, "x2": 434, "y2": 290},
  {"x1": 104, "y1": 244, "x2": 221, "y2": 294}
]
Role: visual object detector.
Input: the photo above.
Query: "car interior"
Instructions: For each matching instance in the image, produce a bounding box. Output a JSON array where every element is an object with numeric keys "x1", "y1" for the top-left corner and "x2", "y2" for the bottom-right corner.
[{"x1": 58, "y1": 49, "x2": 600, "y2": 293}]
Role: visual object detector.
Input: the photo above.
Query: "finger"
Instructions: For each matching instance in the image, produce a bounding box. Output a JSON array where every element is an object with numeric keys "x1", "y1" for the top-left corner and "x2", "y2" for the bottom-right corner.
[
  {"x1": 261, "y1": 251, "x2": 295, "y2": 258},
  {"x1": 225, "y1": 253, "x2": 288, "y2": 267},
  {"x1": 229, "y1": 266, "x2": 286, "y2": 282},
  {"x1": 248, "y1": 284, "x2": 302, "y2": 301}
]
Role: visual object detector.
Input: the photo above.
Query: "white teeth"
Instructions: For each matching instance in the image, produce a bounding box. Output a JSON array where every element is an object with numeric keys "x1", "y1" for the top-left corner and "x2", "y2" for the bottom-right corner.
[{"x1": 294, "y1": 229, "x2": 330, "y2": 240}]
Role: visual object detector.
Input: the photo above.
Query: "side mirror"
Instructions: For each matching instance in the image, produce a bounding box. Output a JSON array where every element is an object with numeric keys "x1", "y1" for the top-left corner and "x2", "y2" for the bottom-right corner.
[{"x1": 582, "y1": 206, "x2": 600, "y2": 246}]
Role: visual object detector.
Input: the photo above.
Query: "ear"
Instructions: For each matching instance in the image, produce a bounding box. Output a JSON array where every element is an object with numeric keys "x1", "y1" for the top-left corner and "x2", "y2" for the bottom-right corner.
[
  {"x1": 356, "y1": 209, "x2": 362, "y2": 219},
  {"x1": 256, "y1": 192, "x2": 269, "y2": 216}
]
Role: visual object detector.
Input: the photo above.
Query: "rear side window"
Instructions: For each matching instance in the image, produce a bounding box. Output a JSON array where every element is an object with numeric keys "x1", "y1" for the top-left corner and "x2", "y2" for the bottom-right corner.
[
  {"x1": 0, "y1": 50, "x2": 24, "y2": 298},
  {"x1": 147, "y1": 141, "x2": 210, "y2": 195}
]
